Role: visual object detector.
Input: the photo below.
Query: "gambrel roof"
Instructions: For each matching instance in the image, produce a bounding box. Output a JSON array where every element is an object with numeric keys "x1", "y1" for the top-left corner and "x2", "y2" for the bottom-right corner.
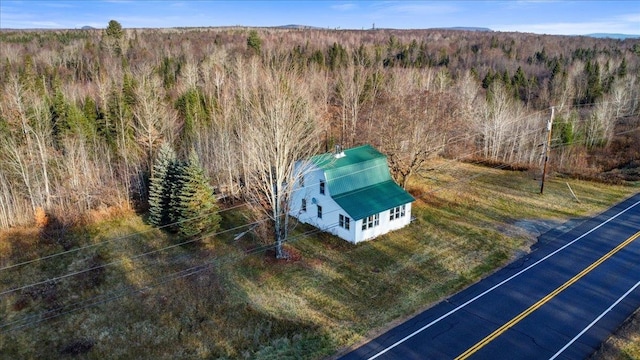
[{"x1": 310, "y1": 144, "x2": 414, "y2": 220}]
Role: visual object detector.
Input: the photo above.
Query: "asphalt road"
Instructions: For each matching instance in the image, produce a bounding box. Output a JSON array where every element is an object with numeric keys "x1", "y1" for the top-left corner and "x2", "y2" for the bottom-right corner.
[{"x1": 339, "y1": 193, "x2": 640, "y2": 360}]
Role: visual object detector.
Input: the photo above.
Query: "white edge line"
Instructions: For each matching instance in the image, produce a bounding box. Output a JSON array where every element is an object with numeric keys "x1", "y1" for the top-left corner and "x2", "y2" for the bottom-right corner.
[
  {"x1": 367, "y1": 199, "x2": 640, "y2": 360},
  {"x1": 549, "y1": 279, "x2": 640, "y2": 360}
]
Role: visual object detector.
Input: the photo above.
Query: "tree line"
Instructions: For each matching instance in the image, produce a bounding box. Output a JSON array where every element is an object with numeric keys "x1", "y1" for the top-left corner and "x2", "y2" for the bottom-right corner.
[{"x1": 0, "y1": 22, "x2": 638, "y2": 241}]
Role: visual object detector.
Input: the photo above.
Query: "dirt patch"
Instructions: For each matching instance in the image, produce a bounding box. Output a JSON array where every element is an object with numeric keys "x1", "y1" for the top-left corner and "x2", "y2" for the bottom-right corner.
[
  {"x1": 499, "y1": 217, "x2": 589, "y2": 251},
  {"x1": 498, "y1": 219, "x2": 563, "y2": 247},
  {"x1": 264, "y1": 245, "x2": 302, "y2": 263}
]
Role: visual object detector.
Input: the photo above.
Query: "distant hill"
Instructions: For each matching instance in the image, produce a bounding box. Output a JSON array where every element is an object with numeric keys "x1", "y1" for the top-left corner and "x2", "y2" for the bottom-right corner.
[
  {"x1": 81, "y1": 26, "x2": 96, "y2": 30},
  {"x1": 586, "y1": 33, "x2": 640, "y2": 39},
  {"x1": 276, "y1": 24, "x2": 324, "y2": 30},
  {"x1": 435, "y1": 27, "x2": 493, "y2": 32},
  {"x1": 275, "y1": 25, "x2": 493, "y2": 32}
]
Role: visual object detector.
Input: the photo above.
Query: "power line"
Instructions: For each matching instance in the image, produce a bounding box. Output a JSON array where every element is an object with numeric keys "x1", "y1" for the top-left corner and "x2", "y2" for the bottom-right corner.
[
  {"x1": 0, "y1": 118, "x2": 560, "y2": 331},
  {"x1": 1, "y1": 110, "x2": 553, "y2": 296},
  {"x1": 2, "y1": 141, "x2": 547, "y2": 332},
  {"x1": 2, "y1": 106, "x2": 608, "y2": 332},
  {"x1": 0, "y1": 104, "x2": 562, "y2": 275},
  {"x1": 0, "y1": 152, "x2": 396, "y2": 274},
  {"x1": 0, "y1": 160, "x2": 398, "y2": 295},
  {"x1": 0, "y1": 200, "x2": 253, "y2": 272},
  {"x1": 0, "y1": 221, "x2": 334, "y2": 332}
]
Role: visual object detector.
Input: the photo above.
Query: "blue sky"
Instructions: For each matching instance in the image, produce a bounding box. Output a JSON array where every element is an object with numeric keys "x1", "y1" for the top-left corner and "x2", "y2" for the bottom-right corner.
[{"x1": 1, "y1": 1, "x2": 639, "y2": 35}]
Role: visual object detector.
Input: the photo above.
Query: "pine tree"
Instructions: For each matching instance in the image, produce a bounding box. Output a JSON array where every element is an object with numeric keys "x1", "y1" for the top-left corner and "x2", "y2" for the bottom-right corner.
[
  {"x1": 50, "y1": 81, "x2": 70, "y2": 149},
  {"x1": 247, "y1": 30, "x2": 262, "y2": 54},
  {"x1": 618, "y1": 57, "x2": 627, "y2": 78},
  {"x1": 175, "y1": 88, "x2": 209, "y2": 145},
  {"x1": 106, "y1": 20, "x2": 123, "y2": 40},
  {"x1": 105, "y1": 20, "x2": 124, "y2": 56},
  {"x1": 148, "y1": 143, "x2": 177, "y2": 227},
  {"x1": 174, "y1": 149, "x2": 220, "y2": 238}
]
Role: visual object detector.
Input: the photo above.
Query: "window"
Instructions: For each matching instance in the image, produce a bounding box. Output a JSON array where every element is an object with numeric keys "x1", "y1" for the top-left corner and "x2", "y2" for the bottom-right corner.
[
  {"x1": 339, "y1": 214, "x2": 350, "y2": 230},
  {"x1": 390, "y1": 205, "x2": 406, "y2": 221},
  {"x1": 299, "y1": 175, "x2": 304, "y2": 188},
  {"x1": 301, "y1": 198, "x2": 306, "y2": 212},
  {"x1": 317, "y1": 205, "x2": 322, "y2": 219},
  {"x1": 361, "y1": 214, "x2": 380, "y2": 230},
  {"x1": 319, "y1": 180, "x2": 325, "y2": 195}
]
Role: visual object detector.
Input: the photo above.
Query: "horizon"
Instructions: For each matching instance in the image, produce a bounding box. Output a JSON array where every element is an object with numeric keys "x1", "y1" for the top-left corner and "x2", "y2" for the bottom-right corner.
[{"x1": 1, "y1": 0, "x2": 639, "y2": 36}]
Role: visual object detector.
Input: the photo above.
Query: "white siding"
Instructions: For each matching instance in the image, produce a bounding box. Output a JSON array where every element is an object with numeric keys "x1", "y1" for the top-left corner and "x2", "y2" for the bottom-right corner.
[
  {"x1": 289, "y1": 164, "x2": 356, "y2": 243},
  {"x1": 289, "y1": 162, "x2": 412, "y2": 244},
  {"x1": 354, "y1": 203, "x2": 412, "y2": 243}
]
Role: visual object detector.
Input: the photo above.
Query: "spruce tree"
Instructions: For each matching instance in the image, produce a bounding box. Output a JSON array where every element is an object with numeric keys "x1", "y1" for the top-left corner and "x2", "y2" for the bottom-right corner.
[
  {"x1": 106, "y1": 20, "x2": 123, "y2": 40},
  {"x1": 247, "y1": 30, "x2": 262, "y2": 54},
  {"x1": 174, "y1": 149, "x2": 221, "y2": 238},
  {"x1": 148, "y1": 143, "x2": 177, "y2": 227}
]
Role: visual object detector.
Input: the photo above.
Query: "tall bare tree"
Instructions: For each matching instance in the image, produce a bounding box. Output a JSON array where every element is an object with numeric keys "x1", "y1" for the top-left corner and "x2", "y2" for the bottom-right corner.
[
  {"x1": 370, "y1": 68, "x2": 450, "y2": 188},
  {"x1": 237, "y1": 61, "x2": 321, "y2": 258},
  {"x1": 335, "y1": 63, "x2": 371, "y2": 146},
  {"x1": 132, "y1": 66, "x2": 179, "y2": 173}
]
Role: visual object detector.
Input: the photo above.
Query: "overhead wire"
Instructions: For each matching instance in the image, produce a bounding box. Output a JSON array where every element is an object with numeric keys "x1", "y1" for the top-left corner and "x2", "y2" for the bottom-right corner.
[
  {"x1": 0, "y1": 112, "x2": 560, "y2": 331},
  {"x1": 1, "y1": 160, "x2": 401, "y2": 301},
  {"x1": 5, "y1": 101, "x2": 634, "y2": 332},
  {"x1": 1, "y1": 137, "x2": 544, "y2": 332},
  {"x1": 0, "y1": 199, "x2": 255, "y2": 272},
  {"x1": 0, "y1": 160, "x2": 398, "y2": 296},
  {"x1": 1, "y1": 109, "x2": 552, "y2": 296}
]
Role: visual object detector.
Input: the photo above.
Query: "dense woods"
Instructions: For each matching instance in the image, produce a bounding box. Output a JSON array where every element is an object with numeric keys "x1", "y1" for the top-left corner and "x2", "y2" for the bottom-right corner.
[{"x1": 0, "y1": 24, "x2": 638, "y2": 231}]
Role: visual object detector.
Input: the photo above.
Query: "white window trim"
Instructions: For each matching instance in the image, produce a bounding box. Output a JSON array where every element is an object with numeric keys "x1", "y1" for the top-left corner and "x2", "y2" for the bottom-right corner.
[
  {"x1": 390, "y1": 205, "x2": 406, "y2": 221},
  {"x1": 339, "y1": 214, "x2": 351, "y2": 230},
  {"x1": 362, "y1": 213, "x2": 380, "y2": 230}
]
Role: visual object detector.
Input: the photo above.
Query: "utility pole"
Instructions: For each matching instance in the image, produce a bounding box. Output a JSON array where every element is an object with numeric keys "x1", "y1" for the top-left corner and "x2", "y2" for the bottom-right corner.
[{"x1": 540, "y1": 106, "x2": 555, "y2": 194}]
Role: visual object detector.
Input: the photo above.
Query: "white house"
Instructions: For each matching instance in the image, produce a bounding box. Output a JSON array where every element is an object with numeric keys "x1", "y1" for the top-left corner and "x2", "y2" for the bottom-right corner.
[{"x1": 289, "y1": 144, "x2": 415, "y2": 244}]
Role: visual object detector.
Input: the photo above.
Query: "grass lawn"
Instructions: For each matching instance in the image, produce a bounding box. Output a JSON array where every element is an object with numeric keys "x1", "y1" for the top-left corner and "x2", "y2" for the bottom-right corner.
[{"x1": 1, "y1": 161, "x2": 638, "y2": 359}]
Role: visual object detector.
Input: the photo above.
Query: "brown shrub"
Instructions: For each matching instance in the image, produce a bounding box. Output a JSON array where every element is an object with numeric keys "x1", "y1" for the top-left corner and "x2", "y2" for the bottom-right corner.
[{"x1": 34, "y1": 207, "x2": 49, "y2": 228}]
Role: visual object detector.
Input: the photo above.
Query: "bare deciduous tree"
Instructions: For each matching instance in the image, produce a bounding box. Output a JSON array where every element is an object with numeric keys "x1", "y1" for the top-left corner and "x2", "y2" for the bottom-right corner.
[
  {"x1": 370, "y1": 69, "x2": 450, "y2": 188},
  {"x1": 237, "y1": 61, "x2": 321, "y2": 258},
  {"x1": 132, "y1": 66, "x2": 179, "y2": 173}
]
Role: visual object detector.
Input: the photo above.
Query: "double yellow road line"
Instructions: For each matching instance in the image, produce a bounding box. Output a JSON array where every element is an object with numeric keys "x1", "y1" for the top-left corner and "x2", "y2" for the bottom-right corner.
[{"x1": 456, "y1": 230, "x2": 640, "y2": 360}]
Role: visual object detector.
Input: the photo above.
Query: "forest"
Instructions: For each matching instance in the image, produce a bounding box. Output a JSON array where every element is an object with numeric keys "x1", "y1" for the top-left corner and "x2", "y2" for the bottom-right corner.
[{"x1": 0, "y1": 22, "x2": 638, "y2": 233}]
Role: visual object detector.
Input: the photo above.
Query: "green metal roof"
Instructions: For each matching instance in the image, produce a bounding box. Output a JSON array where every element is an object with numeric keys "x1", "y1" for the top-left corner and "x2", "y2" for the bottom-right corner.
[
  {"x1": 311, "y1": 144, "x2": 414, "y2": 220},
  {"x1": 333, "y1": 180, "x2": 415, "y2": 221}
]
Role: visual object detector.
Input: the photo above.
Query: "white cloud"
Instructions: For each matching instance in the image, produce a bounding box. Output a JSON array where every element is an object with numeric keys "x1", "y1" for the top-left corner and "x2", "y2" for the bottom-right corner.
[
  {"x1": 331, "y1": 3, "x2": 357, "y2": 11},
  {"x1": 618, "y1": 13, "x2": 640, "y2": 23},
  {"x1": 494, "y1": 20, "x2": 639, "y2": 35},
  {"x1": 380, "y1": 3, "x2": 459, "y2": 15}
]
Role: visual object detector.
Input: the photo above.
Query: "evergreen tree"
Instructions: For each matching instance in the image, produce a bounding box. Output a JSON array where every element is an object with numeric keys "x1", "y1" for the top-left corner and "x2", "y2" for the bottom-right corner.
[
  {"x1": 105, "y1": 20, "x2": 124, "y2": 55},
  {"x1": 482, "y1": 69, "x2": 495, "y2": 89},
  {"x1": 106, "y1": 20, "x2": 123, "y2": 40},
  {"x1": 512, "y1": 66, "x2": 528, "y2": 101},
  {"x1": 247, "y1": 30, "x2": 262, "y2": 54},
  {"x1": 174, "y1": 149, "x2": 220, "y2": 238},
  {"x1": 175, "y1": 88, "x2": 209, "y2": 145},
  {"x1": 583, "y1": 60, "x2": 603, "y2": 104},
  {"x1": 50, "y1": 84, "x2": 70, "y2": 149},
  {"x1": 618, "y1": 57, "x2": 627, "y2": 77},
  {"x1": 148, "y1": 143, "x2": 177, "y2": 227}
]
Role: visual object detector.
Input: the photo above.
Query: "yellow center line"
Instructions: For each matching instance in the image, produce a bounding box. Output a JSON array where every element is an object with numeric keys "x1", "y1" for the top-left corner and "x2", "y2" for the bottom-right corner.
[{"x1": 455, "y1": 230, "x2": 640, "y2": 360}]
